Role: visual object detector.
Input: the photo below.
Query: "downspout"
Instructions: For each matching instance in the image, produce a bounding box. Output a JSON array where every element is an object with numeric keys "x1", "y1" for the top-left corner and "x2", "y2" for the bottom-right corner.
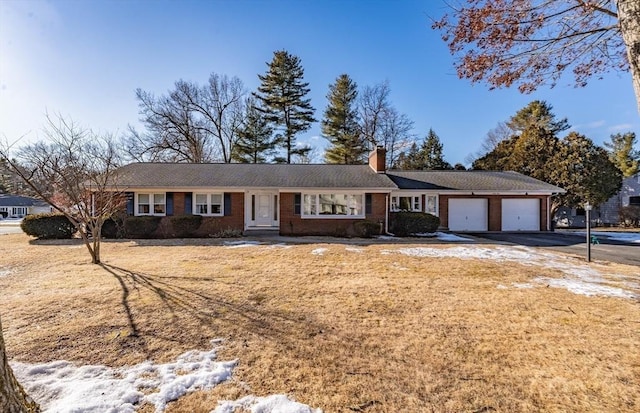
[{"x1": 385, "y1": 193, "x2": 393, "y2": 235}]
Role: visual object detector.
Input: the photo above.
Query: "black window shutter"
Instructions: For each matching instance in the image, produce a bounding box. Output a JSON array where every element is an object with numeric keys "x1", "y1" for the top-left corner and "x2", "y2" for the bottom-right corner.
[
  {"x1": 294, "y1": 193, "x2": 301, "y2": 215},
  {"x1": 365, "y1": 193, "x2": 372, "y2": 215},
  {"x1": 125, "y1": 192, "x2": 134, "y2": 216},
  {"x1": 166, "y1": 192, "x2": 174, "y2": 216},
  {"x1": 224, "y1": 193, "x2": 232, "y2": 216},
  {"x1": 185, "y1": 193, "x2": 192, "y2": 215}
]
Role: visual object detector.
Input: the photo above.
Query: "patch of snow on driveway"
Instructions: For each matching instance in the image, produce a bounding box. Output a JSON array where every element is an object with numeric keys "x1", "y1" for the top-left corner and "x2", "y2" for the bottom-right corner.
[
  {"x1": 382, "y1": 245, "x2": 639, "y2": 299},
  {"x1": 224, "y1": 240, "x2": 262, "y2": 248},
  {"x1": 311, "y1": 248, "x2": 328, "y2": 255},
  {"x1": 575, "y1": 231, "x2": 640, "y2": 244}
]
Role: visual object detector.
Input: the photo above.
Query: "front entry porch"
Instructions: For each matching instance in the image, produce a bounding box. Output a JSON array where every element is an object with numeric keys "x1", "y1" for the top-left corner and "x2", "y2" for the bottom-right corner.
[{"x1": 244, "y1": 191, "x2": 279, "y2": 232}]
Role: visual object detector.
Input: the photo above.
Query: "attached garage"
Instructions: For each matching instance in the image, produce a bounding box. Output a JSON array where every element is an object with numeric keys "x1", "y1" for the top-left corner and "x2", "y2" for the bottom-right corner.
[
  {"x1": 448, "y1": 198, "x2": 488, "y2": 231},
  {"x1": 502, "y1": 199, "x2": 540, "y2": 231}
]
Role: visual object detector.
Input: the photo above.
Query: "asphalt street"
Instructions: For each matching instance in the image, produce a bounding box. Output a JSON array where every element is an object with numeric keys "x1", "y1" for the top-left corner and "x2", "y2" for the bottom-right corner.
[{"x1": 469, "y1": 231, "x2": 640, "y2": 267}]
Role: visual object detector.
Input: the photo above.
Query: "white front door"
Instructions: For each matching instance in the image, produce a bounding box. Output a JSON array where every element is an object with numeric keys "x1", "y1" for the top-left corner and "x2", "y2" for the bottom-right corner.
[
  {"x1": 246, "y1": 191, "x2": 279, "y2": 228},
  {"x1": 255, "y1": 194, "x2": 273, "y2": 226}
]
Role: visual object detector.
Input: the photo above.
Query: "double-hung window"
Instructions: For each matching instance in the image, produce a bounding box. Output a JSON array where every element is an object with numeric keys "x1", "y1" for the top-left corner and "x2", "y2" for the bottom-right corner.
[
  {"x1": 425, "y1": 195, "x2": 438, "y2": 216},
  {"x1": 194, "y1": 193, "x2": 223, "y2": 216},
  {"x1": 302, "y1": 193, "x2": 364, "y2": 218},
  {"x1": 137, "y1": 193, "x2": 165, "y2": 216},
  {"x1": 391, "y1": 195, "x2": 421, "y2": 212}
]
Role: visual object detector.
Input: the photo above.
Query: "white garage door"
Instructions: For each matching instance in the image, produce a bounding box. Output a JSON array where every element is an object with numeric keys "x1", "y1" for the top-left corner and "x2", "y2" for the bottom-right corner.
[
  {"x1": 502, "y1": 199, "x2": 540, "y2": 231},
  {"x1": 448, "y1": 199, "x2": 488, "y2": 231}
]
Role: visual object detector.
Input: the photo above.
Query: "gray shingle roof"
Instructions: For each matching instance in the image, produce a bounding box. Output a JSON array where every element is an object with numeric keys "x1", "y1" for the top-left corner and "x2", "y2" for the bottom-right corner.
[
  {"x1": 0, "y1": 195, "x2": 48, "y2": 207},
  {"x1": 115, "y1": 163, "x2": 397, "y2": 189},
  {"x1": 386, "y1": 170, "x2": 565, "y2": 193}
]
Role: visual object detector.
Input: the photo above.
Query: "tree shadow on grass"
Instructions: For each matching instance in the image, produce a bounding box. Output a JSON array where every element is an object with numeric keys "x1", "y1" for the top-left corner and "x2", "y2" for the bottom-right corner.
[{"x1": 98, "y1": 263, "x2": 322, "y2": 355}]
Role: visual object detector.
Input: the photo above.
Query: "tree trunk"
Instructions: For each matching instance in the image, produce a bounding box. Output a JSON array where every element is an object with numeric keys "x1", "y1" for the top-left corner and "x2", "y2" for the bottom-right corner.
[
  {"x1": 616, "y1": 0, "x2": 640, "y2": 114},
  {"x1": 0, "y1": 317, "x2": 40, "y2": 412}
]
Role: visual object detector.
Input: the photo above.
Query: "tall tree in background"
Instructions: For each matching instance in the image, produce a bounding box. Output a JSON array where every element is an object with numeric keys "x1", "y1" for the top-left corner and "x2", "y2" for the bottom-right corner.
[
  {"x1": 395, "y1": 129, "x2": 452, "y2": 170},
  {"x1": 126, "y1": 73, "x2": 246, "y2": 163},
  {"x1": 506, "y1": 100, "x2": 570, "y2": 135},
  {"x1": 232, "y1": 98, "x2": 275, "y2": 163},
  {"x1": 433, "y1": 1, "x2": 640, "y2": 114},
  {"x1": 254, "y1": 50, "x2": 316, "y2": 164},
  {"x1": 358, "y1": 82, "x2": 414, "y2": 168},
  {"x1": 473, "y1": 126, "x2": 621, "y2": 213},
  {"x1": 605, "y1": 131, "x2": 640, "y2": 176},
  {"x1": 322, "y1": 74, "x2": 366, "y2": 164}
]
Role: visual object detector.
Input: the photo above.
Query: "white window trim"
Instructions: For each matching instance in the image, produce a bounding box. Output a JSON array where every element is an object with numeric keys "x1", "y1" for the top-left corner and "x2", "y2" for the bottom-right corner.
[
  {"x1": 193, "y1": 193, "x2": 224, "y2": 216},
  {"x1": 425, "y1": 194, "x2": 439, "y2": 217},
  {"x1": 135, "y1": 192, "x2": 166, "y2": 216},
  {"x1": 301, "y1": 192, "x2": 366, "y2": 219},
  {"x1": 391, "y1": 194, "x2": 422, "y2": 212}
]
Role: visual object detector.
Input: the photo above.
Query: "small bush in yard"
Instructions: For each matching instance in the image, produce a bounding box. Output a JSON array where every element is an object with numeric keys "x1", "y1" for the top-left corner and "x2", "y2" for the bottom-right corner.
[
  {"x1": 619, "y1": 205, "x2": 640, "y2": 227},
  {"x1": 20, "y1": 213, "x2": 76, "y2": 239},
  {"x1": 169, "y1": 215, "x2": 203, "y2": 237},
  {"x1": 210, "y1": 227, "x2": 243, "y2": 238},
  {"x1": 354, "y1": 220, "x2": 381, "y2": 238},
  {"x1": 389, "y1": 212, "x2": 440, "y2": 237},
  {"x1": 123, "y1": 216, "x2": 162, "y2": 238}
]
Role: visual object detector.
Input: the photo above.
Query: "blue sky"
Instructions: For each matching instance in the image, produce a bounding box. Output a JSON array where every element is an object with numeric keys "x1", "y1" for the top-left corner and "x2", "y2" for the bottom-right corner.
[{"x1": 1, "y1": 0, "x2": 638, "y2": 166}]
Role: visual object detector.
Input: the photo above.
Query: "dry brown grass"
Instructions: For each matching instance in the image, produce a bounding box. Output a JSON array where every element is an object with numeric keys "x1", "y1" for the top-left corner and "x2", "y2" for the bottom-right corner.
[{"x1": 1, "y1": 233, "x2": 639, "y2": 413}]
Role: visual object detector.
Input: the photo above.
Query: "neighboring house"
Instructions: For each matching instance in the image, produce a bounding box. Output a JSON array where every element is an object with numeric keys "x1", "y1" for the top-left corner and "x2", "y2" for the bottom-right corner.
[
  {"x1": 0, "y1": 194, "x2": 52, "y2": 218},
  {"x1": 599, "y1": 172, "x2": 640, "y2": 225},
  {"x1": 112, "y1": 147, "x2": 565, "y2": 235}
]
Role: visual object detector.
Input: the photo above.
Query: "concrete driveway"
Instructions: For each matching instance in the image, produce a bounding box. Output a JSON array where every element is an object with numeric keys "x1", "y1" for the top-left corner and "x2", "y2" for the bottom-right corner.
[
  {"x1": 469, "y1": 231, "x2": 640, "y2": 267},
  {"x1": 0, "y1": 219, "x2": 23, "y2": 235}
]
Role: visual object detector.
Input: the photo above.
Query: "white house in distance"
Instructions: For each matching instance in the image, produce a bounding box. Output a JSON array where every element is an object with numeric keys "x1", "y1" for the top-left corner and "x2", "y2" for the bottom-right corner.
[{"x1": 0, "y1": 194, "x2": 52, "y2": 218}]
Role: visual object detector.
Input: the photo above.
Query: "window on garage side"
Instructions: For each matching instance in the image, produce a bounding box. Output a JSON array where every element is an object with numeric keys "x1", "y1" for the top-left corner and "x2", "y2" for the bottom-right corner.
[
  {"x1": 391, "y1": 195, "x2": 421, "y2": 212},
  {"x1": 425, "y1": 195, "x2": 438, "y2": 216}
]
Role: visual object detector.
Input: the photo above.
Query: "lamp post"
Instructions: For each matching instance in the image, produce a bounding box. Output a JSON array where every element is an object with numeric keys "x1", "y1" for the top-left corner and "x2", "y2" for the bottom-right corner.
[{"x1": 585, "y1": 202, "x2": 592, "y2": 262}]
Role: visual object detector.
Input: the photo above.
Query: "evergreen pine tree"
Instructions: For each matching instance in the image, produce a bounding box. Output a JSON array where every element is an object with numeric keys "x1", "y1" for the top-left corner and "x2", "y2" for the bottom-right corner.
[
  {"x1": 254, "y1": 50, "x2": 316, "y2": 164},
  {"x1": 322, "y1": 74, "x2": 366, "y2": 164},
  {"x1": 232, "y1": 98, "x2": 275, "y2": 163},
  {"x1": 506, "y1": 100, "x2": 569, "y2": 135},
  {"x1": 420, "y1": 129, "x2": 452, "y2": 170},
  {"x1": 604, "y1": 132, "x2": 640, "y2": 177}
]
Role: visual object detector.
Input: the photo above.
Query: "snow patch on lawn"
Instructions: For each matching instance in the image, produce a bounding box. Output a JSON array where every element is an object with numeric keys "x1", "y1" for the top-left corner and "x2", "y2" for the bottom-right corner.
[
  {"x1": 311, "y1": 248, "x2": 328, "y2": 255},
  {"x1": 0, "y1": 267, "x2": 11, "y2": 277},
  {"x1": 382, "y1": 245, "x2": 639, "y2": 299},
  {"x1": 212, "y1": 394, "x2": 322, "y2": 413},
  {"x1": 345, "y1": 247, "x2": 364, "y2": 253},
  {"x1": 12, "y1": 340, "x2": 236, "y2": 413},
  {"x1": 224, "y1": 240, "x2": 262, "y2": 248}
]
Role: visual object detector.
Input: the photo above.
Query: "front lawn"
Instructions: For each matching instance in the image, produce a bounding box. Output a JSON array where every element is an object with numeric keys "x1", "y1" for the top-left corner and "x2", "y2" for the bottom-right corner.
[{"x1": 1, "y1": 233, "x2": 638, "y2": 412}]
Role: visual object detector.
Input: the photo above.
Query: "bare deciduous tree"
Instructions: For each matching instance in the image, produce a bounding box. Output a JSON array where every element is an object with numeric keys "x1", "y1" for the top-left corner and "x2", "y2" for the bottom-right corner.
[
  {"x1": 359, "y1": 82, "x2": 414, "y2": 168},
  {"x1": 1, "y1": 316, "x2": 40, "y2": 412},
  {"x1": 126, "y1": 73, "x2": 246, "y2": 163},
  {"x1": 1, "y1": 115, "x2": 125, "y2": 265}
]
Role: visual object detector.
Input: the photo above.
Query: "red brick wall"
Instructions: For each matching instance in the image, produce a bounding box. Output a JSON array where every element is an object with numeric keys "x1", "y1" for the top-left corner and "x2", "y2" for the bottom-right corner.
[
  {"x1": 439, "y1": 194, "x2": 550, "y2": 231},
  {"x1": 279, "y1": 192, "x2": 388, "y2": 236}
]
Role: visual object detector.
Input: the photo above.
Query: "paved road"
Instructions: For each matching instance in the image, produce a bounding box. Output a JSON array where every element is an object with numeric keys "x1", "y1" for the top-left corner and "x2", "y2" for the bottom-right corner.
[{"x1": 469, "y1": 232, "x2": 640, "y2": 267}]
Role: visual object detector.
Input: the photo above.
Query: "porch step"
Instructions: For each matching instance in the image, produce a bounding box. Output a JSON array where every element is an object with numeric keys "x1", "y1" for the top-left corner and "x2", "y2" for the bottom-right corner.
[{"x1": 243, "y1": 228, "x2": 280, "y2": 237}]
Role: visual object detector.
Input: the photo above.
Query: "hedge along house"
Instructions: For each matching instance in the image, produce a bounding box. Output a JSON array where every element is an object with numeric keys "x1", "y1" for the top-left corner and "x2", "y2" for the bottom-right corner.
[{"x1": 112, "y1": 147, "x2": 565, "y2": 236}]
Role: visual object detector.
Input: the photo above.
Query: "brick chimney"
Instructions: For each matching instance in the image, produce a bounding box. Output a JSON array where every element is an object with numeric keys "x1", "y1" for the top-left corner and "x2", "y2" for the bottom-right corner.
[{"x1": 369, "y1": 146, "x2": 386, "y2": 173}]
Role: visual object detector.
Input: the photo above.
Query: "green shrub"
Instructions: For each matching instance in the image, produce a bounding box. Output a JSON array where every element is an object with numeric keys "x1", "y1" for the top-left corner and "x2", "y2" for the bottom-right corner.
[
  {"x1": 169, "y1": 215, "x2": 203, "y2": 237},
  {"x1": 20, "y1": 213, "x2": 76, "y2": 239},
  {"x1": 619, "y1": 205, "x2": 640, "y2": 227},
  {"x1": 389, "y1": 212, "x2": 440, "y2": 237},
  {"x1": 354, "y1": 220, "x2": 381, "y2": 238},
  {"x1": 123, "y1": 216, "x2": 162, "y2": 238},
  {"x1": 101, "y1": 216, "x2": 125, "y2": 239}
]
